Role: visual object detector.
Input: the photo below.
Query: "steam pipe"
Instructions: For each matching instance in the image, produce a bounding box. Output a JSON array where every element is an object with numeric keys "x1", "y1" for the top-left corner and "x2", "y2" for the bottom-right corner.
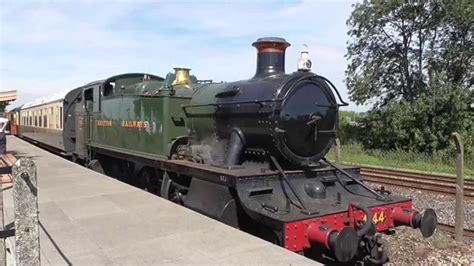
[
  {"x1": 323, "y1": 158, "x2": 390, "y2": 201},
  {"x1": 224, "y1": 129, "x2": 245, "y2": 165}
]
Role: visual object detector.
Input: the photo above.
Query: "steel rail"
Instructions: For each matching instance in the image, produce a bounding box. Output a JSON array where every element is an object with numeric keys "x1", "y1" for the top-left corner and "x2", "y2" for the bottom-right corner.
[
  {"x1": 437, "y1": 223, "x2": 474, "y2": 238},
  {"x1": 361, "y1": 166, "x2": 474, "y2": 186},
  {"x1": 360, "y1": 167, "x2": 474, "y2": 200}
]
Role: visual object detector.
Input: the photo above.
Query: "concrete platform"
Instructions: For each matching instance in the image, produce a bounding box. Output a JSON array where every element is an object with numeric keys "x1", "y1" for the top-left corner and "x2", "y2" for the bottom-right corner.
[{"x1": 2, "y1": 136, "x2": 317, "y2": 265}]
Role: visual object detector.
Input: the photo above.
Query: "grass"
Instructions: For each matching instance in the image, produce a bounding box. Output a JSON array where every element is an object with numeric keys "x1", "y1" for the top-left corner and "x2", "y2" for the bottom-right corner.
[
  {"x1": 327, "y1": 142, "x2": 474, "y2": 178},
  {"x1": 432, "y1": 235, "x2": 453, "y2": 250}
]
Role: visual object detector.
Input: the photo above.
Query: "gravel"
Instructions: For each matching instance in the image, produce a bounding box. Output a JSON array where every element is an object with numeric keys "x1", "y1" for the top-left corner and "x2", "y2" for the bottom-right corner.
[
  {"x1": 366, "y1": 182, "x2": 474, "y2": 230},
  {"x1": 382, "y1": 227, "x2": 474, "y2": 265},
  {"x1": 366, "y1": 182, "x2": 474, "y2": 264}
]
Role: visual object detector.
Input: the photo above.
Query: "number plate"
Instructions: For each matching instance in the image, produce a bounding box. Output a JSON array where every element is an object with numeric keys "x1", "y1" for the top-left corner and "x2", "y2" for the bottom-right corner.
[{"x1": 363, "y1": 211, "x2": 386, "y2": 225}]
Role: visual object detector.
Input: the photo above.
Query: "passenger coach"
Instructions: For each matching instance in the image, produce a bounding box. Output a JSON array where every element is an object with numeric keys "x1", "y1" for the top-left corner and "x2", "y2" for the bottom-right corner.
[{"x1": 17, "y1": 93, "x2": 65, "y2": 152}]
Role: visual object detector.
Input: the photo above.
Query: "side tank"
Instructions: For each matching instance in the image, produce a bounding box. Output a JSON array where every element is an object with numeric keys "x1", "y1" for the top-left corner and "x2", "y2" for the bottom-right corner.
[{"x1": 89, "y1": 70, "x2": 197, "y2": 159}]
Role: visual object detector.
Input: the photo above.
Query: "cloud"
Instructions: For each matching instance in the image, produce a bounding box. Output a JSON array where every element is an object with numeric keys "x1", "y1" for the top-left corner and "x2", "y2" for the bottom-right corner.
[{"x1": 0, "y1": 0, "x2": 368, "y2": 112}]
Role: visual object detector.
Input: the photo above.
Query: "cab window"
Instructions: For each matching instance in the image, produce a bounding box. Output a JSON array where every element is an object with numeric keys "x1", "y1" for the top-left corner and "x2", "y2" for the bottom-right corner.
[{"x1": 103, "y1": 82, "x2": 115, "y2": 97}]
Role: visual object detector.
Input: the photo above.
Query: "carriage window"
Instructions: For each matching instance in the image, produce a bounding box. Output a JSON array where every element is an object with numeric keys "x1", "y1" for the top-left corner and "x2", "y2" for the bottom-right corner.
[
  {"x1": 60, "y1": 107, "x2": 63, "y2": 129},
  {"x1": 56, "y1": 107, "x2": 59, "y2": 128}
]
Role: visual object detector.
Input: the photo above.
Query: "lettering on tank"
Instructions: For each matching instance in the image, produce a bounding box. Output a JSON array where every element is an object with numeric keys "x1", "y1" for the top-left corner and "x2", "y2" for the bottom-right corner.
[
  {"x1": 96, "y1": 120, "x2": 112, "y2": 127},
  {"x1": 121, "y1": 120, "x2": 150, "y2": 129}
]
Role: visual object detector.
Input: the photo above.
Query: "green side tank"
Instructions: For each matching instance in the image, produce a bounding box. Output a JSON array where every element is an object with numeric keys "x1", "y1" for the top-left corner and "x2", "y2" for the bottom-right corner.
[{"x1": 89, "y1": 69, "x2": 196, "y2": 159}]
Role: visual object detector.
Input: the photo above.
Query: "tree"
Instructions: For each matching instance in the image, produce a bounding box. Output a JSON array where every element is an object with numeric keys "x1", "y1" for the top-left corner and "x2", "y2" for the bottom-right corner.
[
  {"x1": 360, "y1": 77, "x2": 473, "y2": 154},
  {"x1": 0, "y1": 102, "x2": 8, "y2": 115},
  {"x1": 346, "y1": 1, "x2": 473, "y2": 107},
  {"x1": 345, "y1": 1, "x2": 473, "y2": 160}
]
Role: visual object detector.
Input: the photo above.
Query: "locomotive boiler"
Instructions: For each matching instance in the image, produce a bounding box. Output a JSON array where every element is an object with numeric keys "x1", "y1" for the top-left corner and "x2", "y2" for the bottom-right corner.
[{"x1": 184, "y1": 37, "x2": 339, "y2": 167}]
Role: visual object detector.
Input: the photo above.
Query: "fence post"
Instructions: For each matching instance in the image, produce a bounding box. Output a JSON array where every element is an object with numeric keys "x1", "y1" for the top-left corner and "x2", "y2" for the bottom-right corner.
[
  {"x1": 0, "y1": 182, "x2": 5, "y2": 266},
  {"x1": 451, "y1": 132, "x2": 464, "y2": 243},
  {"x1": 335, "y1": 138, "x2": 342, "y2": 164},
  {"x1": 12, "y1": 158, "x2": 40, "y2": 265}
]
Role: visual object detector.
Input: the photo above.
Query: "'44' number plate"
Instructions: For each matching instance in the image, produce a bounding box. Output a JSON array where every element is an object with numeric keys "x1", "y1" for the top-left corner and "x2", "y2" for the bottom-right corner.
[{"x1": 363, "y1": 211, "x2": 386, "y2": 225}]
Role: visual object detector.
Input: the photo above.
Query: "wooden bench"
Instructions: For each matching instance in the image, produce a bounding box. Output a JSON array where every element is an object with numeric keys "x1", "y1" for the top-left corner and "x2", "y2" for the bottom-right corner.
[{"x1": 0, "y1": 154, "x2": 17, "y2": 184}]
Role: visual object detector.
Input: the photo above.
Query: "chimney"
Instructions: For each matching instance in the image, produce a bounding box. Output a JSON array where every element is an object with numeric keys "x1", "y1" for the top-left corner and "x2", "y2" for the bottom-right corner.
[{"x1": 252, "y1": 37, "x2": 290, "y2": 78}]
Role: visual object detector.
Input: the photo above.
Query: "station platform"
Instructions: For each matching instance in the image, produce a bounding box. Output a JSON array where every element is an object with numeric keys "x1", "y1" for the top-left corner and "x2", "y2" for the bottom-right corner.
[{"x1": 2, "y1": 136, "x2": 317, "y2": 265}]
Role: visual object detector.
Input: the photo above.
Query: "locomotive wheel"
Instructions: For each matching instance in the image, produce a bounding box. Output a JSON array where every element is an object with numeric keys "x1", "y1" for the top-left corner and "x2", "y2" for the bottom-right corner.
[
  {"x1": 161, "y1": 171, "x2": 184, "y2": 205},
  {"x1": 138, "y1": 168, "x2": 160, "y2": 194},
  {"x1": 258, "y1": 226, "x2": 280, "y2": 245},
  {"x1": 170, "y1": 144, "x2": 187, "y2": 160}
]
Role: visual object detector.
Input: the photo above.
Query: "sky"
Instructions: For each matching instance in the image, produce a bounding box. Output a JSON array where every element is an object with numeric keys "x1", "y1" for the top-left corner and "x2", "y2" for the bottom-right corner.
[{"x1": 0, "y1": 0, "x2": 368, "y2": 112}]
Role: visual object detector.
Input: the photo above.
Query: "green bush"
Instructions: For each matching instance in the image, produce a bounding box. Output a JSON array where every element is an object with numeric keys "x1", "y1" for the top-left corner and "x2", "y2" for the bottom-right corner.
[
  {"x1": 358, "y1": 80, "x2": 473, "y2": 165},
  {"x1": 338, "y1": 111, "x2": 364, "y2": 144}
]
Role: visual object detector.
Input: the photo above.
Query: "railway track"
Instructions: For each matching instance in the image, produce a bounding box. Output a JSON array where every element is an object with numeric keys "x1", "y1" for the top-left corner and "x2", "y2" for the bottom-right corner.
[
  {"x1": 360, "y1": 166, "x2": 474, "y2": 200},
  {"x1": 437, "y1": 223, "x2": 474, "y2": 238}
]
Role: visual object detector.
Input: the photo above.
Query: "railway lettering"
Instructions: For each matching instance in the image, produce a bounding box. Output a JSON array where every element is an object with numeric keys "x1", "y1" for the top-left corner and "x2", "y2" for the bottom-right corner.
[
  {"x1": 96, "y1": 120, "x2": 112, "y2": 127},
  {"x1": 121, "y1": 120, "x2": 149, "y2": 129}
]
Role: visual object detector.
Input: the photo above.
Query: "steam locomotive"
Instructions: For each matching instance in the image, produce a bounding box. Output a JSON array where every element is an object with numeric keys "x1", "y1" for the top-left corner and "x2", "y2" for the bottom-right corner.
[{"x1": 10, "y1": 37, "x2": 437, "y2": 264}]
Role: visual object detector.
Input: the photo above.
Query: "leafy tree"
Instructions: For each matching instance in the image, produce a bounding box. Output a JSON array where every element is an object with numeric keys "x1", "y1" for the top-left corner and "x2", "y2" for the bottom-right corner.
[
  {"x1": 346, "y1": 1, "x2": 472, "y2": 107},
  {"x1": 360, "y1": 76, "x2": 473, "y2": 155},
  {"x1": 345, "y1": 1, "x2": 473, "y2": 161},
  {"x1": 0, "y1": 102, "x2": 8, "y2": 115}
]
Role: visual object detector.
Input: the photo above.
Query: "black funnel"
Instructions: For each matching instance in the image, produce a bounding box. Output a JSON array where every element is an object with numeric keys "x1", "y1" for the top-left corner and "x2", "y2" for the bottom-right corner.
[{"x1": 252, "y1": 37, "x2": 290, "y2": 78}]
